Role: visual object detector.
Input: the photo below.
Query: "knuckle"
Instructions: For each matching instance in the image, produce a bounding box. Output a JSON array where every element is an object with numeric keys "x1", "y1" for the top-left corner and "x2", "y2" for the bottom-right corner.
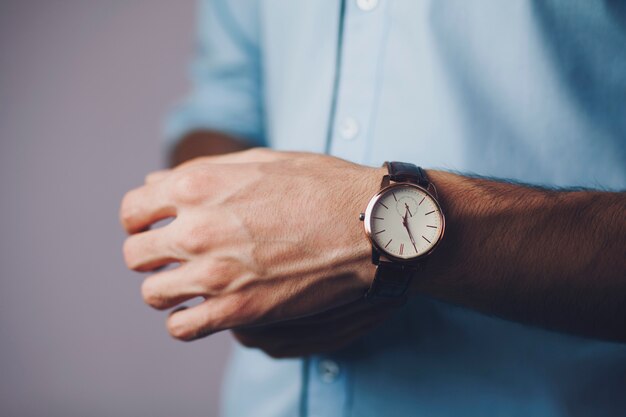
[
  {"x1": 119, "y1": 191, "x2": 137, "y2": 228},
  {"x1": 166, "y1": 316, "x2": 201, "y2": 342},
  {"x1": 166, "y1": 318, "x2": 190, "y2": 341},
  {"x1": 237, "y1": 292, "x2": 272, "y2": 323},
  {"x1": 222, "y1": 294, "x2": 249, "y2": 318},
  {"x1": 178, "y1": 224, "x2": 211, "y2": 255},
  {"x1": 201, "y1": 297, "x2": 242, "y2": 333},
  {"x1": 122, "y1": 237, "x2": 139, "y2": 269},
  {"x1": 199, "y1": 260, "x2": 240, "y2": 293},
  {"x1": 171, "y1": 171, "x2": 205, "y2": 203},
  {"x1": 219, "y1": 293, "x2": 258, "y2": 327},
  {"x1": 141, "y1": 278, "x2": 167, "y2": 310}
]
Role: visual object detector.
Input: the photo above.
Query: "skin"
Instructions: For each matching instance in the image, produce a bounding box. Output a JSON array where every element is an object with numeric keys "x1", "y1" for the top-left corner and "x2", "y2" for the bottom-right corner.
[
  {"x1": 169, "y1": 133, "x2": 403, "y2": 357},
  {"x1": 121, "y1": 131, "x2": 626, "y2": 358}
]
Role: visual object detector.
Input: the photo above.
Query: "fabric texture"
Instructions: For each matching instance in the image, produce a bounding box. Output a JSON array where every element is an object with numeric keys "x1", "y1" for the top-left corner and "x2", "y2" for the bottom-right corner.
[{"x1": 166, "y1": 1, "x2": 626, "y2": 416}]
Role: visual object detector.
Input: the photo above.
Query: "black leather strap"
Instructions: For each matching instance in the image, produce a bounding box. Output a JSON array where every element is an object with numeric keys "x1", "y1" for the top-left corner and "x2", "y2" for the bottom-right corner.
[
  {"x1": 365, "y1": 262, "x2": 416, "y2": 302},
  {"x1": 384, "y1": 161, "x2": 428, "y2": 186}
]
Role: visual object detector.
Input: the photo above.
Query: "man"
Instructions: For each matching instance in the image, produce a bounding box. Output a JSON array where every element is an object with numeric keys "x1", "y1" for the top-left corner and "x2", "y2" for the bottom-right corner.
[{"x1": 121, "y1": 1, "x2": 626, "y2": 416}]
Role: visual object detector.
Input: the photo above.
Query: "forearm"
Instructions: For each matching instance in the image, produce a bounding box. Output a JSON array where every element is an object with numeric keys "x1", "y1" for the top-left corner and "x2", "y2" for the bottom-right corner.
[
  {"x1": 417, "y1": 170, "x2": 626, "y2": 342},
  {"x1": 169, "y1": 130, "x2": 254, "y2": 167}
]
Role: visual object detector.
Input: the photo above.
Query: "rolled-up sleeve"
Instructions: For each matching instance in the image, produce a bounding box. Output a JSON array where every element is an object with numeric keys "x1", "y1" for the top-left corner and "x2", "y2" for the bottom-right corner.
[{"x1": 164, "y1": 0, "x2": 265, "y2": 152}]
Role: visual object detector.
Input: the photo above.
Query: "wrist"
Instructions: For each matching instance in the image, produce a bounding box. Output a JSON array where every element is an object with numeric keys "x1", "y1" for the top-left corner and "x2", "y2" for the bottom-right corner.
[{"x1": 353, "y1": 166, "x2": 387, "y2": 288}]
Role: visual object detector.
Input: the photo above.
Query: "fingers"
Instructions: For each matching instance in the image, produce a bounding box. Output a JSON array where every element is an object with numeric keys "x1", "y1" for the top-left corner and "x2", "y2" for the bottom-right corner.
[
  {"x1": 166, "y1": 296, "x2": 241, "y2": 341},
  {"x1": 127, "y1": 148, "x2": 291, "y2": 233},
  {"x1": 120, "y1": 183, "x2": 176, "y2": 233},
  {"x1": 140, "y1": 264, "x2": 206, "y2": 310},
  {"x1": 126, "y1": 147, "x2": 300, "y2": 234},
  {"x1": 164, "y1": 294, "x2": 397, "y2": 345},
  {"x1": 123, "y1": 226, "x2": 181, "y2": 271},
  {"x1": 139, "y1": 257, "x2": 243, "y2": 311}
]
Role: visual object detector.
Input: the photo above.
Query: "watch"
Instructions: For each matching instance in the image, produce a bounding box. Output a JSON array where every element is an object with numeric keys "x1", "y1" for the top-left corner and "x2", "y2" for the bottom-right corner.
[{"x1": 359, "y1": 162, "x2": 445, "y2": 301}]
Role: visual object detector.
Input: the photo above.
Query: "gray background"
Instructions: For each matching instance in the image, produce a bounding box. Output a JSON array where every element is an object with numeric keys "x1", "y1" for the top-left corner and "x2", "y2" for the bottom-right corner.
[{"x1": 0, "y1": 1, "x2": 233, "y2": 416}]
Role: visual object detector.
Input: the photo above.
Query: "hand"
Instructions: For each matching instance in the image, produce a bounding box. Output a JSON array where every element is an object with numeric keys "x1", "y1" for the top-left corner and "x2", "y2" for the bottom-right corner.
[
  {"x1": 233, "y1": 298, "x2": 404, "y2": 358},
  {"x1": 120, "y1": 148, "x2": 386, "y2": 341}
]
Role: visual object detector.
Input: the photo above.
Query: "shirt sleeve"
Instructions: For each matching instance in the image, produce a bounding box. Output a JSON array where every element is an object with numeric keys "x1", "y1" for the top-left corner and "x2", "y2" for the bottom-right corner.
[{"x1": 164, "y1": 0, "x2": 265, "y2": 153}]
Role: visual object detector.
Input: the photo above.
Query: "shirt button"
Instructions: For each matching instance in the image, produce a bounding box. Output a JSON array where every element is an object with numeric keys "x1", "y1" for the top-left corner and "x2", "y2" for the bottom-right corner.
[
  {"x1": 356, "y1": 0, "x2": 379, "y2": 12},
  {"x1": 338, "y1": 116, "x2": 359, "y2": 140},
  {"x1": 318, "y1": 359, "x2": 341, "y2": 383}
]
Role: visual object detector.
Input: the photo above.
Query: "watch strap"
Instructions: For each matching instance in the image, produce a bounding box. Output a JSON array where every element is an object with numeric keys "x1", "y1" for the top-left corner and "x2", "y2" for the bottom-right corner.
[
  {"x1": 365, "y1": 262, "x2": 417, "y2": 302},
  {"x1": 384, "y1": 161, "x2": 428, "y2": 186}
]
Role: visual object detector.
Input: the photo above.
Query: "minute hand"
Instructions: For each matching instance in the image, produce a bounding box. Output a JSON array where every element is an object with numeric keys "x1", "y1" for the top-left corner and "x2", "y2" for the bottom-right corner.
[{"x1": 402, "y1": 210, "x2": 419, "y2": 253}]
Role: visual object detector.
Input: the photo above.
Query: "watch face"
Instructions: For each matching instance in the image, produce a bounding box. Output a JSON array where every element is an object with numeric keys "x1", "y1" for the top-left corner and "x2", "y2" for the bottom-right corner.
[{"x1": 365, "y1": 183, "x2": 444, "y2": 261}]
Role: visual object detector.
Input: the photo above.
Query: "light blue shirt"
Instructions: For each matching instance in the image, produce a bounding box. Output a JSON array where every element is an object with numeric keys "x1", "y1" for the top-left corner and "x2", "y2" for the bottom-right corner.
[{"x1": 166, "y1": 1, "x2": 626, "y2": 416}]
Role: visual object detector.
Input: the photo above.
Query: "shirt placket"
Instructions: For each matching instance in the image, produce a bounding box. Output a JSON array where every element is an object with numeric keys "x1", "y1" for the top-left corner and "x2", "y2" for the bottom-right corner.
[
  {"x1": 328, "y1": 0, "x2": 390, "y2": 165},
  {"x1": 306, "y1": 3, "x2": 389, "y2": 416},
  {"x1": 304, "y1": 356, "x2": 350, "y2": 417}
]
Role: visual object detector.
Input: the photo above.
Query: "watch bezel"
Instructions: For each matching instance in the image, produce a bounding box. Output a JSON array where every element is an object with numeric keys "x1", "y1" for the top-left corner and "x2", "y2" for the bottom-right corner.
[{"x1": 363, "y1": 182, "x2": 445, "y2": 263}]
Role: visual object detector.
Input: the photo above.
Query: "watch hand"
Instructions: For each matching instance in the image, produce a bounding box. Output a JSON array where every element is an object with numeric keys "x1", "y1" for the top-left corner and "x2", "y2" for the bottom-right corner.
[
  {"x1": 405, "y1": 202, "x2": 413, "y2": 217},
  {"x1": 402, "y1": 208, "x2": 419, "y2": 253},
  {"x1": 407, "y1": 228, "x2": 418, "y2": 253},
  {"x1": 402, "y1": 207, "x2": 409, "y2": 228}
]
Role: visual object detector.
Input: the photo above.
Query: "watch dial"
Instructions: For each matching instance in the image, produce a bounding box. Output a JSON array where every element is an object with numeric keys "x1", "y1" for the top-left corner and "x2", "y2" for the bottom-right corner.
[{"x1": 367, "y1": 184, "x2": 443, "y2": 260}]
